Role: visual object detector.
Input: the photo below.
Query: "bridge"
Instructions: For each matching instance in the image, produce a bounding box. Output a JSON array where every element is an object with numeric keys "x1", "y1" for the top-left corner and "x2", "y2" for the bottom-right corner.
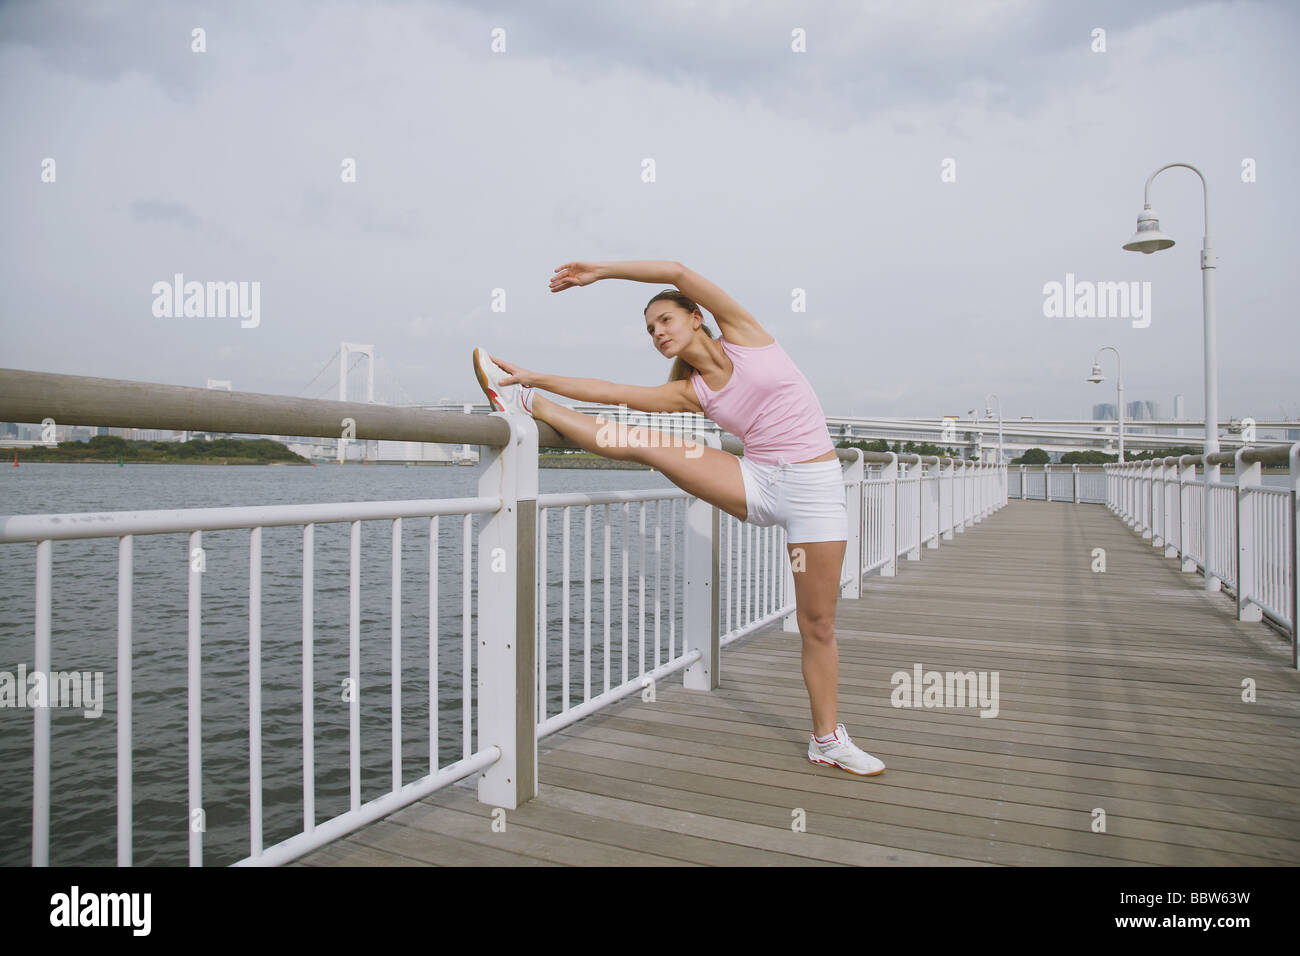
[
  {"x1": 0, "y1": 368, "x2": 1296, "y2": 867},
  {"x1": 8, "y1": 340, "x2": 1296, "y2": 465}
]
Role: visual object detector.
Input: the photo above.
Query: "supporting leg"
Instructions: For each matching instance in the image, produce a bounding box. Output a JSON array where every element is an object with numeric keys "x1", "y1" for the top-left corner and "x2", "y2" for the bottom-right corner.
[{"x1": 788, "y1": 539, "x2": 847, "y2": 738}]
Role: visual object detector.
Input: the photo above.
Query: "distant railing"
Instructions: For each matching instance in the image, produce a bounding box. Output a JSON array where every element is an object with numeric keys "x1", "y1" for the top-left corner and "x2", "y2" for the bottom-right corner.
[
  {"x1": 1009, "y1": 464, "x2": 1108, "y2": 503},
  {"x1": 1104, "y1": 446, "x2": 1299, "y2": 654},
  {"x1": 0, "y1": 368, "x2": 1007, "y2": 867}
]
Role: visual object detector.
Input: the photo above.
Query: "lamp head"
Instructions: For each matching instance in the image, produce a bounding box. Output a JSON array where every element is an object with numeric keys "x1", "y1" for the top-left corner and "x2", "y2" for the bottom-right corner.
[
  {"x1": 1087, "y1": 363, "x2": 1104, "y2": 384},
  {"x1": 1123, "y1": 204, "x2": 1175, "y2": 254}
]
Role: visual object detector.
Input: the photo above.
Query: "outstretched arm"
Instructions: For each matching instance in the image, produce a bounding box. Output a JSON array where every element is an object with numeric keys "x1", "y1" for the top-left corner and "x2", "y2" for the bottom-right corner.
[
  {"x1": 490, "y1": 353, "x2": 699, "y2": 413},
  {"x1": 669, "y1": 262, "x2": 774, "y2": 347},
  {"x1": 551, "y1": 260, "x2": 773, "y2": 346},
  {"x1": 550, "y1": 260, "x2": 676, "y2": 290}
]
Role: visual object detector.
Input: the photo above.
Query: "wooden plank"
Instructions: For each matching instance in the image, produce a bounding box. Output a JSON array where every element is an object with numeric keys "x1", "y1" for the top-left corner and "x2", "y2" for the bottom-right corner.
[
  {"x1": 382, "y1": 798, "x2": 699, "y2": 867},
  {"x1": 347, "y1": 818, "x2": 562, "y2": 866},
  {"x1": 297, "y1": 837, "x2": 435, "y2": 867},
  {"x1": 576, "y1": 709, "x2": 1300, "y2": 824},
  {"x1": 535, "y1": 774, "x2": 993, "y2": 866},
  {"x1": 546, "y1": 721, "x2": 1300, "y2": 840},
  {"x1": 574, "y1": 704, "x2": 1300, "y2": 799},
  {"x1": 417, "y1": 784, "x2": 837, "y2": 866},
  {"x1": 538, "y1": 741, "x2": 1300, "y2": 864},
  {"x1": 307, "y1": 499, "x2": 1300, "y2": 867}
]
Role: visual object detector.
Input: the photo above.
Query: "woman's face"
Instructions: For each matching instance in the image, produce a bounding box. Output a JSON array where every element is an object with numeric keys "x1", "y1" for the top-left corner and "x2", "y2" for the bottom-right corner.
[{"x1": 645, "y1": 302, "x2": 698, "y2": 358}]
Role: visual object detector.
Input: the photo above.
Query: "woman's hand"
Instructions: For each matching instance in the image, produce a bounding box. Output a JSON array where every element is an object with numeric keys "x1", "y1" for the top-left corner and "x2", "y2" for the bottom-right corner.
[
  {"x1": 549, "y1": 261, "x2": 603, "y2": 292},
  {"x1": 489, "y1": 354, "x2": 537, "y2": 388}
]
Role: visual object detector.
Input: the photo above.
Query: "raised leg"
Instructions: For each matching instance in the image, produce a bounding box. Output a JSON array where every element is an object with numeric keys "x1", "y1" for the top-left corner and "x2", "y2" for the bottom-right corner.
[{"x1": 530, "y1": 394, "x2": 749, "y2": 521}]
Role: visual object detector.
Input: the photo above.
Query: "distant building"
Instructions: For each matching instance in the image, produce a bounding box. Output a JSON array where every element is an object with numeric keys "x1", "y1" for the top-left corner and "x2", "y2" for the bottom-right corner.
[{"x1": 1126, "y1": 400, "x2": 1160, "y2": 436}]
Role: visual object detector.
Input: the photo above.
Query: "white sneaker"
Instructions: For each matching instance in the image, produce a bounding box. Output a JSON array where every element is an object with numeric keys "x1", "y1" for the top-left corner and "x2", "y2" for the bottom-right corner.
[
  {"x1": 808, "y1": 723, "x2": 885, "y2": 776},
  {"x1": 472, "y1": 346, "x2": 533, "y2": 415}
]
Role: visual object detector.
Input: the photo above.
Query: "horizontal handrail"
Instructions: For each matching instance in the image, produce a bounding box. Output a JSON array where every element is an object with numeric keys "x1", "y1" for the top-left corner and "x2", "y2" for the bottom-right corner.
[
  {"x1": 0, "y1": 496, "x2": 501, "y2": 542},
  {"x1": 537, "y1": 488, "x2": 692, "y2": 508},
  {"x1": 0, "y1": 367, "x2": 550, "y2": 447}
]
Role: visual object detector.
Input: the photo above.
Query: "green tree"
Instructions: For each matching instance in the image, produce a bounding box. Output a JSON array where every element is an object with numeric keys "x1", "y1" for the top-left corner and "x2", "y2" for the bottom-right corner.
[{"x1": 1015, "y1": 448, "x2": 1051, "y2": 464}]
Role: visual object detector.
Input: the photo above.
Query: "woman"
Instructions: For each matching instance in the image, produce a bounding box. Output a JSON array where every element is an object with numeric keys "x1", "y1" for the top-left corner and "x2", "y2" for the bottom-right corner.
[{"x1": 472, "y1": 259, "x2": 884, "y2": 776}]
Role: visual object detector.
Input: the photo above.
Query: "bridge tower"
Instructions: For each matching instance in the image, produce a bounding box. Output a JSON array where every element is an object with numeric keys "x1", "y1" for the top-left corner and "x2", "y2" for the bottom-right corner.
[{"x1": 338, "y1": 342, "x2": 375, "y2": 461}]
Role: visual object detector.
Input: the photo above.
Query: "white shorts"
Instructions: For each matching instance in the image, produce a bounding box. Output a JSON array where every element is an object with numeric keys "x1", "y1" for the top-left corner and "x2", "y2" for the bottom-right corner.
[{"x1": 737, "y1": 456, "x2": 849, "y2": 543}]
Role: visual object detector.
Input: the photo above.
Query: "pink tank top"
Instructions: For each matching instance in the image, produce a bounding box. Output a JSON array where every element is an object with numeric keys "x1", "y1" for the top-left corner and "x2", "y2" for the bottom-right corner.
[{"x1": 689, "y1": 335, "x2": 835, "y2": 465}]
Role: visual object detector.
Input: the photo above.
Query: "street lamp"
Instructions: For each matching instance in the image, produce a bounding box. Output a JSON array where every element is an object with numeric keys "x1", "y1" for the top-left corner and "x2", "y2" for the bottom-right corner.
[
  {"x1": 965, "y1": 408, "x2": 984, "y2": 462},
  {"x1": 1122, "y1": 162, "x2": 1219, "y2": 592},
  {"x1": 984, "y1": 394, "x2": 1005, "y2": 500},
  {"x1": 1087, "y1": 346, "x2": 1124, "y2": 463},
  {"x1": 984, "y1": 393, "x2": 1003, "y2": 465}
]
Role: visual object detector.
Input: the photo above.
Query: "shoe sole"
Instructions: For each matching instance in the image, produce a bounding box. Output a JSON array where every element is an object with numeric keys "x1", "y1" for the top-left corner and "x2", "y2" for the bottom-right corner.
[
  {"x1": 472, "y1": 348, "x2": 505, "y2": 411},
  {"x1": 808, "y1": 755, "x2": 885, "y2": 776}
]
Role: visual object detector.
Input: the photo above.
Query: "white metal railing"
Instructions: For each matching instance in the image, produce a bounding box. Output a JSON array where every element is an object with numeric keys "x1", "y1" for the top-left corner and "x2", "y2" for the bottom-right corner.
[
  {"x1": 1105, "y1": 444, "x2": 1299, "y2": 657},
  {"x1": 1009, "y1": 464, "x2": 1109, "y2": 503},
  {"x1": 2, "y1": 399, "x2": 1013, "y2": 866},
  {"x1": 533, "y1": 486, "x2": 705, "y2": 737},
  {"x1": 531, "y1": 442, "x2": 1011, "y2": 733},
  {"x1": 1, "y1": 495, "x2": 505, "y2": 868}
]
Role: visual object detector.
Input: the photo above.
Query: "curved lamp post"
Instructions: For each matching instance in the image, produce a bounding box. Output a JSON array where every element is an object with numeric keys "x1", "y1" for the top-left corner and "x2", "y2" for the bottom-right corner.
[
  {"x1": 1087, "y1": 346, "x2": 1124, "y2": 463},
  {"x1": 983, "y1": 393, "x2": 1003, "y2": 465},
  {"x1": 1122, "y1": 162, "x2": 1220, "y2": 591}
]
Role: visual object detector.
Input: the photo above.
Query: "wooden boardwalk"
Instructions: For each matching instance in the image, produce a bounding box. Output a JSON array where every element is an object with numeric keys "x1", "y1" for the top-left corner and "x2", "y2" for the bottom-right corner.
[{"x1": 297, "y1": 499, "x2": 1300, "y2": 866}]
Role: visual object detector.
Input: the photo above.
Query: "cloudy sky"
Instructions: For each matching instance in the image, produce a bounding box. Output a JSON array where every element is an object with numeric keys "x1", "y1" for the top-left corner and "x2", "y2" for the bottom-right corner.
[{"x1": 2, "y1": 0, "x2": 1297, "y2": 424}]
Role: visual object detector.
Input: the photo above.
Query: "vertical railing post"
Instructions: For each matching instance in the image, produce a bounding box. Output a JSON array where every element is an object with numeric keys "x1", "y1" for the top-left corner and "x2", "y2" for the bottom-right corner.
[
  {"x1": 1151, "y1": 461, "x2": 1164, "y2": 547},
  {"x1": 32, "y1": 539, "x2": 51, "y2": 867},
  {"x1": 1132, "y1": 463, "x2": 1142, "y2": 530},
  {"x1": 1132, "y1": 463, "x2": 1140, "y2": 525},
  {"x1": 1235, "y1": 448, "x2": 1264, "y2": 622},
  {"x1": 188, "y1": 529, "x2": 203, "y2": 867},
  {"x1": 1019, "y1": 464, "x2": 1026, "y2": 500},
  {"x1": 1044, "y1": 464, "x2": 1051, "y2": 503},
  {"x1": 1162, "y1": 460, "x2": 1179, "y2": 558},
  {"x1": 881, "y1": 453, "x2": 899, "y2": 575},
  {"x1": 1142, "y1": 462, "x2": 1154, "y2": 541},
  {"x1": 1126, "y1": 463, "x2": 1134, "y2": 523},
  {"x1": 476, "y1": 412, "x2": 538, "y2": 809},
  {"x1": 841, "y1": 448, "x2": 864, "y2": 595},
  {"x1": 942, "y1": 457, "x2": 956, "y2": 541},
  {"x1": 958, "y1": 459, "x2": 970, "y2": 532},
  {"x1": 1133, "y1": 462, "x2": 1143, "y2": 532},
  {"x1": 1179, "y1": 458, "x2": 1197, "y2": 572},
  {"x1": 907, "y1": 461, "x2": 922, "y2": 560},
  {"x1": 685, "y1": 432, "x2": 721, "y2": 689},
  {"x1": 1288, "y1": 442, "x2": 1299, "y2": 668},
  {"x1": 1072, "y1": 464, "x2": 1080, "y2": 504},
  {"x1": 117, "y1": 534, "x2": 133, "y2": 867},
  {"x1": 1206, "y1": 452, "x2": 1223, "y2": 592},
  {"x1": 1121, "y1": 463, "x2": 1130, "y2": 524}
]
